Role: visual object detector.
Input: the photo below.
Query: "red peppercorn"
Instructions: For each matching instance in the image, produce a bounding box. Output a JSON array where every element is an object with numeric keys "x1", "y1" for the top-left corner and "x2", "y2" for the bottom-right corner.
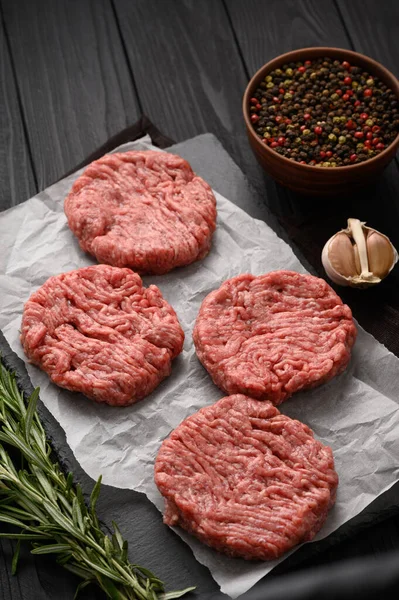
[
  {"x1": 372, "y1": 137, "x2": 380, "y2": 146},
  {"x1": 299, "y1": 160, "x2": 306, "y2": 164},
  {"x1": 262, "y1": 138, "x2": 268, "y2": 144},
  {"x1": 304, "y1": 60, "x2": 312, "y2": 67},
  {"x1": 364, "y1": 140, "x2": 372, "y2": 148},
  {"x1": 360, "y1": 113, "x2": 368, "y2": 120},
  {"x1": 309, "y1": 160, "x2": 316, "y2": 165},
  {"x1": 366, "y1": 131, "x2": 373, "y2": 139},
  {"x1": 354, "y1": 131, "x2": 364, "y2": 139},
  {"x1": 250, "y1": 114, "x2": 259, "y2": 123},
  {"x1": 304, "y1": 113, "x2": 311, "y2": 120},
  {"x1": 250, "y1": 97, "x2": 258, "y2": 105},
  {"x1": 273, "y1": 96, "x2": 280, "y2": 103},
  {"x1": 346, "y1": 120, "x2": 355, "y2": 129},
  {"x1": 342, "y1": 61, "x2": 350, "y2": 69},
  {"x1": 372, "y1": 125, "x2": 381, "y2": 133},
  {"x1": 270, "y1": 141, "x2": 279, "y2": 148},
  {"x1": 346, "y1": 90, "x2": 354, "y2": 96},
  {"x1": 275, "y1": 116, "x2": 283, "y2": 123},
  {"x1": 364, "y1": 88, "x2": 373, "y2": 97},
  {"x1": 344, "y1": 76, "x2": 352, "y2": 85},
  {"x1": 279, "y1": 88, "x2": 285, "y2": 94},
  {"x1": 326, "y1": 151, "x2": 333, "y2": 158},
  {"x1": 314, "y1": 126, "x2": 323, "y2": 135},
  {"x1": 376, "y1": 143, "x2": 385, "y2": 150},
  {"x1": 342, "y1": 94, "x2": 350, "y2": 101},
  {"x1": 277, "y1": 137, "x2": 286, "y2": 144},
  {"x1": 298, "y1": 66, "x2": 306, "y2": 73},
  {"x1": 300, "y1": 125, "x2": 306, "y2": 131},
  {"x1": 354, "y1": 100, "x2": 361, "y2": 106},
  {"x1": 256, "y1": 103, "x2": 262, "y2": 110},
  {"x1": 335, "y1": 89, "x2": 343, "y2": 96},
  {"x1": 319, "y1": 151, "x2": 326, "y2": 158},
  {"x1": 350, "y1": 154, "x2": 357, "y2": 162},
  {"x1": 285, "y1": 118, "x2": 292, "y2": 124}
]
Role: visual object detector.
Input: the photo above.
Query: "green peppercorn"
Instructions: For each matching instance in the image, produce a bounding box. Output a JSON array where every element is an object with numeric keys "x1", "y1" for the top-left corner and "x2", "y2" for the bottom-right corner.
[
  {"x1": 302, "y1": 129, "x2": 311, "y2": 136},
  {"x1": 328, "y1": 133, "x2": 337, "y2": 142},
  {"x1": 284, "y1": 93, "x2": 293, "y2": 100},
  {"x1": 366, "y1": 78, "x2": 374, "y2": 86},
  {"x1": 366, "y1": 119, "x2": 374, "y2": 126},
  {"x1": 338, "y1": 136, "x2": 346, "y2": 144}
]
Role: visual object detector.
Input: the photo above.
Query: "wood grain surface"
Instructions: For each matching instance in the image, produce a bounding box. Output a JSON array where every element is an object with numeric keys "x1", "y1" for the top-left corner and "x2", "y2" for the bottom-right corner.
[
  {"x1": 225, "y1": 0, "x2": 351, "y2": 73},
  {"x1": 0, "y1": 0, "x2": 140, "y2": 189},
  {"x1": 337, "y1": 0, "x2": 399, "y2": 77},
  {"x1": 0, "y1": 12, "x2": 35, "y2": 208},
  {"x1": 112, "y1": 0, "x2": 265, "y2": 188}
]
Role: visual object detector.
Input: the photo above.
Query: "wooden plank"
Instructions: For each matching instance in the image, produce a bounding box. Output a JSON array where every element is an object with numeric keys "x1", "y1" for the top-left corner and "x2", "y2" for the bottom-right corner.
[
  {"x1": 0, "y1": 0, "x2": 140, "y2": 190},
  {"x1": 225, "y1": 0, "x2": 351, "y2": 75},
  {"x1": 337, "y1": 0, "x2": 399, "y2": 77},
  {"x1": 0, "y1": 15, "x2": 35, "y2": 208},
  {"x1": 112, "y1": 0, "x2": 264, "y2": 186}
]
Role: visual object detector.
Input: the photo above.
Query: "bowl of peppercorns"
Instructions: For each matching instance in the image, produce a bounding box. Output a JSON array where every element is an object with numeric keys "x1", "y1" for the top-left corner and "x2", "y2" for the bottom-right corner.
[{"x1": 243, "y1": 47, "x2": 399, "y2": 196}]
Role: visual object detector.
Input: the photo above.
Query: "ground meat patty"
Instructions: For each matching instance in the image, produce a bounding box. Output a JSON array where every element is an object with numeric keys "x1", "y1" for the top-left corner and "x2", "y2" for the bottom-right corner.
[
  {"x1": 21, "y1": 265, "x2": 184, "y2": 406},
  {"x1": 155, "y1": 394, "x2": 338, "y2": 560},
  {"x1": 64, "y1": 151, "x2": 217, "y2": 274},
  {"x1": 193, "y1": 271, "x2": 356, "y2": 405}
]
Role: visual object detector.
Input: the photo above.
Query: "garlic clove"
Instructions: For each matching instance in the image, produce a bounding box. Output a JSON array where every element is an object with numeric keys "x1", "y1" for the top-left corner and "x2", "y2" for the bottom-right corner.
[
  {"x1": 366, "y1": 230, "x2": 396, "y2": 279},
  {"x1": 322, "y1": 218, "x2": 398, "y2": 288},
  {"x1": 327, "y1": 233, "x2": 360, "y2": 278}
]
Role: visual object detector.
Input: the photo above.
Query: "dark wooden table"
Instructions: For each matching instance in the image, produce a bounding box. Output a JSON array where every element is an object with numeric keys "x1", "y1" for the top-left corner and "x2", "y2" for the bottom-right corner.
[{"x1": 1, "y1": 1, "x2": 399, "y2": 598}]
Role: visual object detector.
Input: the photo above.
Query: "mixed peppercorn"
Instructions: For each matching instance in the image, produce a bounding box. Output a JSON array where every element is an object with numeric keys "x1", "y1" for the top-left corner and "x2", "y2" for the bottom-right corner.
[{"x1": 250, "y1": 57, "x2": 399, "y2": 167}]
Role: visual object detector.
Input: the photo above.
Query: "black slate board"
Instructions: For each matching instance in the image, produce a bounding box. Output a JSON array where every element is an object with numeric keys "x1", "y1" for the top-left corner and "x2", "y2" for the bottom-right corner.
[{"x1": 2, "y1": 124, "x2": 399, "y2": 600}]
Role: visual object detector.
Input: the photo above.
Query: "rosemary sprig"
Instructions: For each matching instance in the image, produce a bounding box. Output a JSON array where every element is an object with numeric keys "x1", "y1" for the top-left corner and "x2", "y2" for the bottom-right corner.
[{"x1": 0, "y1": 360, "x2": 194, "y2": 600}]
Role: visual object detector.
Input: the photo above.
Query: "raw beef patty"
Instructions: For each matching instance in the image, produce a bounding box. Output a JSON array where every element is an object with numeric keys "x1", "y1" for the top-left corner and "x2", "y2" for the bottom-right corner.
[
  {"x1": 64, "y1": 151, "x2": 217, "y2": 274},
  {"x1": 193, "y1": 271, "x2": 356, "y2": 404},
  {"x1": 21, "y1": 265, "x2": 184, "y2": 406},
  {"x1": 155, "y1": 394, "x2": 338, "y2": 560}
]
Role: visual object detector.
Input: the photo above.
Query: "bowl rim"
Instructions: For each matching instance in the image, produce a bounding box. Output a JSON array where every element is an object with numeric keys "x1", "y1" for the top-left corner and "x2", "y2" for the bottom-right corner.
[{"x1": 243, "y1": 46, "x2": 399, "y2": 172}]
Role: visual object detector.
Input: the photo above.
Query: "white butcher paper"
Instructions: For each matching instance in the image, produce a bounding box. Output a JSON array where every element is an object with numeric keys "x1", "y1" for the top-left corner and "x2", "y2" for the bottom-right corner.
[{"x1": 2, "y1": 137, "x2": 399, "y2": 598}]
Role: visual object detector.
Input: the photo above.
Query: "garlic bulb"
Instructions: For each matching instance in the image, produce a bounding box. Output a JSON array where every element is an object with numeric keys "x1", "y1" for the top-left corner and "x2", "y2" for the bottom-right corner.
[{"x1": 322, "y1": 218, "x2": 398, "y2": 288}]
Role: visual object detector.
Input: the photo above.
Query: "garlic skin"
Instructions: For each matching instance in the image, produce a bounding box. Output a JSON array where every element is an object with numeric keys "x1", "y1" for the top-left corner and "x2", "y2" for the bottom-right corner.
[{"x1": 322, "y1": 218, "x2": 398, "y2": 288}]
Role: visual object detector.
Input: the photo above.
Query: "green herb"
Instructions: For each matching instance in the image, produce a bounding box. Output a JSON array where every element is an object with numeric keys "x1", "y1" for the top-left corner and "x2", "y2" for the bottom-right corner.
[{"x1": 0, "y1": 360, "x2": 194, "y2": 600}]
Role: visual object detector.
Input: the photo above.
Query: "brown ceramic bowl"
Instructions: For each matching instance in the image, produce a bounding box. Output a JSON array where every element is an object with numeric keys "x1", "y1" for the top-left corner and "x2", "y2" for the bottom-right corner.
[{"x1": 243, "y1": 47, "x2": 399, "y2": 196}]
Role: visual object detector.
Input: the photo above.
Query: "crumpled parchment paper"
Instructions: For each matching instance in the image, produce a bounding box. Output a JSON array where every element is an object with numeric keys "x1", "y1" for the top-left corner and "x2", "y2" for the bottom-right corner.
[{"x1": 2, "y1": 137, "x2": 399, "y2": 598}]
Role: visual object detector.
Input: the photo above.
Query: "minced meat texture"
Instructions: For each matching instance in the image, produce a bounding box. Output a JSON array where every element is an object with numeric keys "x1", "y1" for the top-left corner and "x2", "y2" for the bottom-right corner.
[
  {"x1": 155, "y1": 394, "x2": 338, "y2": 561},
  {"x1": 64, "y1": 151, "x2": 217, "y2": 275},
  {"x1": 21, "y1": 265, "x2": 184, "y2": 406},
  {"x1": 193, "y1": 271, "x2": 356, "y2": 404}
]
